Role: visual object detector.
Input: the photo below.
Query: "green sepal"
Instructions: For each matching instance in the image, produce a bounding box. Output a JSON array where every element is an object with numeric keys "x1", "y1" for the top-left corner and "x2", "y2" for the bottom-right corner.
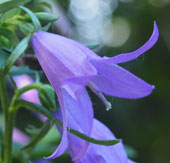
[
  {"x1": 3, "y1": 34, "x2": 31, "y2": 75},
  {"x1": 23, "y1": 12, "x2": 58, "y2": 22},
  {"x1": 0, "y1": 27, "x2": 19, "y2": 47},
  {"x1": 21, "y1": 120, "x2": 53, "y2": 151},
  {"x1": 38, "y1": 84, "x2": 57, "y2": 111},
  {"x1": 19, "y1": 22, "x2": 34, "y2": 35},
  {"x1": 0, "y1": 0, "x2": 31, "y2": 14},
  {"x1": 15, "y1": 99, "x2": 120, "y2": 146},
  {"x1": 19, "y1": 6, "x2": 41, "y2": 31}
]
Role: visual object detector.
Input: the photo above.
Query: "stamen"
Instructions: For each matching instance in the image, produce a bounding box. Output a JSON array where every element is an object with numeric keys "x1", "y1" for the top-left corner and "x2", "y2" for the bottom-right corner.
[{"x1": 88, "y1": 82, "x2": 112, "y2": 111}]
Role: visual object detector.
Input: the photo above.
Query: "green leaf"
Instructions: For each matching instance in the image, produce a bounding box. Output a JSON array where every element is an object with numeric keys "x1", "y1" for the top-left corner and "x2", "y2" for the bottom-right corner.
[
  {"x1": 23, "y1": 12, "x2": 58, "y2": 22},
  {"x1": 3, "y1": 35, "x2": 31, "y2": 75},
  {"x1": 0, "y1": 0, "x2": 31, "y2": 14},
  {"x1": 0, "y1": 8, "x2": 20, "y2": 24},
  {"x1": 21, "y1": 120, "x2": 53, "y2": 151},
  {"x1": 0, "y1": 50, "x2": 9, "y2": 69},
  {"x1": 39, "y1": 2, "x2": 52, "y2": 12},
  {"x1": 86, "y1": 44, "x2": 99, "y2": 49},
  {"x1": 15, "y1": 99, "x2": 120, "y2": 146},
  {"x1": 0, "y1": 27, "x2": 19, "y2": 47},
  {"x1": 19, "y1": 6, "x2": 41, "y2": 31},
  {"x1": 9, "y1": 66, "x2": 36, "y2": 75}
]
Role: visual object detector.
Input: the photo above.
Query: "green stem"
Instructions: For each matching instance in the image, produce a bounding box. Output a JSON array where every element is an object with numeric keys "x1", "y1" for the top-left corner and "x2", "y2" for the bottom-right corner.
[
  {"x1": 0, "y1": 72, "x2": 19, "y2": 163},
  {"x1": 0, "y1": 72, "x2": 11, "y2": 163},
  {"x1": 4, "y1": 109, "x2": 16, "y2": 163},
  {"x1": 16, "y1": 83, "x2": 54, "y2": 111},
  {"x1": 15, "y1": 99, "x2": 120, "y2": 146}
]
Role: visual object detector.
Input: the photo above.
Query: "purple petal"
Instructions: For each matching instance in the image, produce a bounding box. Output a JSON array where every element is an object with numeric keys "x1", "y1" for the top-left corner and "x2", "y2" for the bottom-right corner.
[
  {"x1": 101, "y1": 21, "x2": 159, "y2": 64},
  {"x1": 45, "y1": 89, "x2": 68, "y2": 159},
  {"x1": 90, "y1": 59, "x2": 154, "y2": 99},
  {"x1": 31, "y1": 31, "x2": 97, "y2": 88},
  {"x1": 79, "y1": 119, "x2": 129, "y2": 163},
  {"x1": 56, "y1": 87, "x2": 93, "y2": 161}
]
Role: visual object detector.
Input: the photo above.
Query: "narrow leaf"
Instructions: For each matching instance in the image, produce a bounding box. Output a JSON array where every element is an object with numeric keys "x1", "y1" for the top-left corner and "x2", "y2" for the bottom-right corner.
[
  {"x1": 15, "y1": 99, "x2": 120, "y2": 146},
  {"x1": 0, "y1": 0, "x2": 31, "y2": 14},
  {"x1": 19, "y1": 6, "x2": 41, "y2": 31},
  {"x1": 23, "y1": 12, "x2": 58, "y2": 22},
  {"x1": 0, "y1": 50, "x2": 9, "y2": 70},
  {"x1": 39, "y1": 2, "x2": 52, "y2": 12},
  {"x1": 3, "y1": 34, "x2": 31, "y2": 75}
]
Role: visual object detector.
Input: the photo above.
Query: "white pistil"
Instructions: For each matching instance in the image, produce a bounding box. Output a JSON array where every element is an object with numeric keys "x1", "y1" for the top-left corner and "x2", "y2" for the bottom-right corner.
[{"x1": 88, "y1": 82, "x2": 112, "y2": 111}]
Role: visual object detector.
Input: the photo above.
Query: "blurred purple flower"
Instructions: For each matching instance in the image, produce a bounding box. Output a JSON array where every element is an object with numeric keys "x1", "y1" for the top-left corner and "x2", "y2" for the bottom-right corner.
[
  {"x1": 13, "y1": 74, "x2": 40, "y2": 104},
  {"x1": 31, "y1": 21, "x2": 159, "y2": 160},
  {"x1": 13, "y1": 128, "x2": 29, "y2": 145},
  {"x1": 13, "y1": 74, "x2": 46, "y2": 121}
]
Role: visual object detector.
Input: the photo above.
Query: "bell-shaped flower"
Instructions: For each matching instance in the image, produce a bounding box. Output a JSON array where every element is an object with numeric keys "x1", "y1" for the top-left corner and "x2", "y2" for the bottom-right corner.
[
  {"x1": 55, "y1": 96, "x2": 135, "y2": 163},
  {"x1": 56, "y1": 107, "x2": 134, "y2": 163},
  {"x1": 31, "y1": 21, "x2": 159, "y2": 160}
]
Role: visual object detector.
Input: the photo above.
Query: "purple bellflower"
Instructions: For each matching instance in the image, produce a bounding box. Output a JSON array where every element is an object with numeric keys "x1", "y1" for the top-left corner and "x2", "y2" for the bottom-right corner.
[
  {"x1": 31, "y1": 22, "x2": 159, "y2": 160},
  {"x1": 56, "y1": 101, "x2": 135, "y2": 163},
  {"x1": 13, "y1": 128, "x2": 29, "y2": 145},
  {"x1": 13, "y1": 74, "x2": 40, "y2": 104}
]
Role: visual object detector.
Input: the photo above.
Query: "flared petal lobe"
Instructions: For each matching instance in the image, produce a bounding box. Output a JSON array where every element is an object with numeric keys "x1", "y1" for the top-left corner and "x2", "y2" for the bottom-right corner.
[
  {"x1": 80, "y1": 119, "x2": 129, "y2": 163},
  {"x1": 56, "y1": 87, "x2": 93, "y2": 161},
  {"x1": 45, "y1": 89, "x2": 68, "y2": 159},
  {"x1": 90, "y1": 59, "x2": 154, "y2": 99},
  {"x1": 101, "y1": 21, "x2": 159, "y2": 64}
]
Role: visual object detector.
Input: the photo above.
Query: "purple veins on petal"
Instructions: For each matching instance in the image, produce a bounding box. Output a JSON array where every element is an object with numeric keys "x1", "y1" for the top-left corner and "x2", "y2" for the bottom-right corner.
[{"x1": 101, "y1": 21, "x2": 159, "y2": 64}]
